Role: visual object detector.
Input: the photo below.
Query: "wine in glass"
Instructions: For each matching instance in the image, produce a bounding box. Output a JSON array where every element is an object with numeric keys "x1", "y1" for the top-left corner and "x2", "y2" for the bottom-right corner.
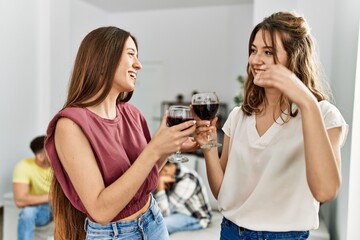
[
  {"x1": 167, "y1": 105, "x2": 194, "y2": 163},
  {"x1": 191, "y1": 92, "x2": 222, "y2": 149}
]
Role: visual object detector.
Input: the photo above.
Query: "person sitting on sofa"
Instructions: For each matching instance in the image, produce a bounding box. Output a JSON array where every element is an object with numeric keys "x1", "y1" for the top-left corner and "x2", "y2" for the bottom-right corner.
[
  {"x1": 13, "y1": 135, "x2": 53, "y2": 240},
  {"x1": 154, "y1": 161, "x2": 212, "y2": 234}
]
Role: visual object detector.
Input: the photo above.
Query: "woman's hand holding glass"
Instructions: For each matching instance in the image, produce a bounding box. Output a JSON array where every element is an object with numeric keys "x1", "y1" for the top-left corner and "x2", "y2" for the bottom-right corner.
[
  {"x1": 192, "y1": 114, "x2": 220, "y2": 150},
  {"x1": 191, "y1": 92, "x2": 222, "y2": 149},
  {"x1": 150, "y1": 109, "x2": 196, "y2": 161},
  {"x1": 166, "y1": 105, "x2": 195, "y2": 163}
]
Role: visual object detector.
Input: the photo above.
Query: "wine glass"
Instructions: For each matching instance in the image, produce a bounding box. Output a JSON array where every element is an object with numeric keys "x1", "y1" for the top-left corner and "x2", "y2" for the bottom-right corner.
[
  {"x1": 167, "y1": 105, "x2": 194, "y2": 163},
  {"x1": 191, "y1": 92, "x2": 222, "y2": 149}
]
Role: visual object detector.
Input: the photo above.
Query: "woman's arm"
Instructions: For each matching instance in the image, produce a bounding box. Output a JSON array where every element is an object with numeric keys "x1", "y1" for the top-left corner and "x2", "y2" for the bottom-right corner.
[
  {"x1": 157, "y1": 155, "x2": 170, "y2": 171},
  {"x1": 300, "y1": 102, "x2": 342, "y2": 202},
  {"x1": 194, "y1": 117, "x2": 229, "y2": 199},
  {"x1": 203, "y1": 134, "x2": 229, "y2": 199},
  {"x1": 55, "y1": 114, "x2": 196, "y2": 225}
]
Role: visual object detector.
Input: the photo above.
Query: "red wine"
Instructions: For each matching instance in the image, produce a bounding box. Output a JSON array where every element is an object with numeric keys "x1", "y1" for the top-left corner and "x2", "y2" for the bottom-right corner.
[
  {"x1": 192, "y1": 103, "x2": 219, "y2": 120},
  {"x1": 167, "y1": 116, "x2": 195, "y2": 127}
]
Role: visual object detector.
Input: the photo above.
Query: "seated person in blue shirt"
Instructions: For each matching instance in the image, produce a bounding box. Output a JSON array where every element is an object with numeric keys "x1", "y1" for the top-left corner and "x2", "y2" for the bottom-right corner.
[
  {"x1": 13, "y1": 135, "x2": 53, "y2": 240},
  {"x1": 154, "y1": 161, "x2": 212, "y2": 234}
]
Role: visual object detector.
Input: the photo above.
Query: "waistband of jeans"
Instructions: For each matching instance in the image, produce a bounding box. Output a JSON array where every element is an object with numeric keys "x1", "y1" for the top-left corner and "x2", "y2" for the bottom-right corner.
[
  {"x1": 223, "y1": 217, "x2": 311, "y2": 235},
  {"x1": 84, "y1": 194, "x2": 157, "y2": 230},
  {"x1": 223, "y1": 217, "x2": 250, "y2": 232}
]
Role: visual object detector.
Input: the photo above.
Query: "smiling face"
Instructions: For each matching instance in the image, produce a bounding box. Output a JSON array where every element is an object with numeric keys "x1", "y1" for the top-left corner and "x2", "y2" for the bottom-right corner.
[
  {"x1": 249, "y1": 29, "x2": 288, "y2": 76},
  {"x1": 113, "y1": 36, "x2": 142, "y2": 93}
]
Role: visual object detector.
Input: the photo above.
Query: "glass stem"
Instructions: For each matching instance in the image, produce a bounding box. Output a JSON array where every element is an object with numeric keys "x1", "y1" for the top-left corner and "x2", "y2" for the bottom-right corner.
[{"x1": 207, "y1": 134, "x2": 213, "y2": 144}]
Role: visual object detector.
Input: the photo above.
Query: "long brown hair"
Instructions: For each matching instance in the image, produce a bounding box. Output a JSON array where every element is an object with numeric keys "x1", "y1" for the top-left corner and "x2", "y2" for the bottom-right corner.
[
  {"x1": 51, "y1": 26, "x2": 138, "y2": 240},
  {"x1": 242, "y1": 12, "x2": 330, "y2": 120}
]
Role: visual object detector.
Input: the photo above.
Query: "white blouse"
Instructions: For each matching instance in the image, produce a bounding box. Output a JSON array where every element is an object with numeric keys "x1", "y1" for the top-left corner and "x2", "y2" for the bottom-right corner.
[{"x1": 218, "y1": 100, "x2": 348, "y2": 231}]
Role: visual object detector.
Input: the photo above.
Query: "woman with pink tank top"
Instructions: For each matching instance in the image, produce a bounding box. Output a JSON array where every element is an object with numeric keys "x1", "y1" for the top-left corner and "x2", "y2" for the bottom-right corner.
[{"x1": 45, "y1": 26, "x2": 198, "y2": 240}]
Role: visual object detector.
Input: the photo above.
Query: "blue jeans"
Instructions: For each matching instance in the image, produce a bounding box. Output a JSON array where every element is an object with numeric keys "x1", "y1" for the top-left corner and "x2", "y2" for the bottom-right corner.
[
  {"x1": 85, "y1": 196, "x2": 169, "y2": 240},
  {"x1": 220, "y1": 217, "x2": 309, "y2": 240},
  {"x1": 17, "y1": 203, "x2": 53, "y2": 240},
  {"x1": 164, "y1": 213, "x2": 203, "y2": 234}
]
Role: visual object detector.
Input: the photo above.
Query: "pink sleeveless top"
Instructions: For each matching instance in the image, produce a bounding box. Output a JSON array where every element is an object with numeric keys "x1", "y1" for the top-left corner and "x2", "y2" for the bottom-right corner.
[{"x1": 45, "y1": 102, "x2": 158, "y2": 221}]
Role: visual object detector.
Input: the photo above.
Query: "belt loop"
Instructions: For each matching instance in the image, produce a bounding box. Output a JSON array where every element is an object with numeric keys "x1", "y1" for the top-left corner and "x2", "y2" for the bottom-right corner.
[
  {"x1": 83, "y1": 218, "x2": 89, "y2": 232},
  {"x1": 112, "y1": 222, "x2": 119, "y2": 236},
  {"x1": 149, "y1": 195, "x2": 157, "y2": 220}
]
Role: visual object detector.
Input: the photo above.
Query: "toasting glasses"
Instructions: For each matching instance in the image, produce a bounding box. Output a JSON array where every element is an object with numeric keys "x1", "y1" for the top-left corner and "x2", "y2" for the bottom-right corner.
[
  {"x1": 191, "y1": 92, "x2": 222, "y2": 149},
  {"x1": 167, "y1": 105, "x2": 194, "y2": 163}
]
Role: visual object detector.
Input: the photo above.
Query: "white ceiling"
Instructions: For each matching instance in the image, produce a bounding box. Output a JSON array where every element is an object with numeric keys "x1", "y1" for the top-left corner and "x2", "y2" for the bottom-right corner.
[{"x1": 81, "y1": 0, "x2": 252, "y2": 13}]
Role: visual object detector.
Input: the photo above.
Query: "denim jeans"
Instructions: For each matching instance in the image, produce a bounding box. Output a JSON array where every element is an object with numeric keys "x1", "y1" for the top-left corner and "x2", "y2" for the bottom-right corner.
[
  {"x1": 85, "y1": 196, "x2": 169, "y2": 240},
  {"x1": 17, "y1": 203, "x2": 53, "y2": 240},
  {"x1": 220, "y1": 217, "x2": 309, "y2": 240},
  {"x1": 164, "y1": 213, "x2": 203, "y2": 234}
]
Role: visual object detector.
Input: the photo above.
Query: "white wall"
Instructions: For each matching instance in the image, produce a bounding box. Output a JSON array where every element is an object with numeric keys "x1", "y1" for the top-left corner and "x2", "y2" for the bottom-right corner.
[
  {"x1": 70, "y1": 0, "x2": 108, "y2": 58},
  {"x1": 347, "y1": 21, "x2": 360, "y2": 240},
  {"x1": 0, "y1": 0, "x2": 43, "y2": 206},
  {"x1": 48, "y1": 0, "x2": 72, "y2": 117},
  {"x1": 108, "y1": 5, "x2": 253, "y2": 105},
  {"x1": 50, "y1": 0, "x2": 108, "y2": 117},
  {"x1": 331, "y1": 0, "x2": 360, "y2": 239}
]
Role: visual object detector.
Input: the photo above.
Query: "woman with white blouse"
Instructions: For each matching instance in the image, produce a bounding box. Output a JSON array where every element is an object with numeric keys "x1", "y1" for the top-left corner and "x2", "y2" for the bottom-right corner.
[{"x1": 193, "y1": 11, "x2": 348, "y2": 240}]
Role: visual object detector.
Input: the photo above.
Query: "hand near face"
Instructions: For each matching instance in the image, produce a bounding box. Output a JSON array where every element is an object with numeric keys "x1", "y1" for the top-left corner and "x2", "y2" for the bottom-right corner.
[
  {"x1": 157, "y1": 174, "x2": 176, "y2": 191},
  {"x1": 253, "y1": 64, "x2": 317, "y2": 108}
]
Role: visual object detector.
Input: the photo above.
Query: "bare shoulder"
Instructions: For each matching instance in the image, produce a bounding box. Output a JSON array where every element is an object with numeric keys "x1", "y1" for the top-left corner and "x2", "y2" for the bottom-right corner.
[
  {"x1": 55, "y1": 117, "x2": 84, "y2": 137},
  {"x1": 55, "y1": 117, "x2": 88, "y2": 147},
  {"x1": 56, "y1": 117, "x2": 80, "y2": 129}
]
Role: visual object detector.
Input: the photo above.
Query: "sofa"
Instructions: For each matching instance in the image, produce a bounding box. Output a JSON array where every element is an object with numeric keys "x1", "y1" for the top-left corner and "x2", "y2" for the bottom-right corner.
[{"x1": 170, "y1": 154, "x2": 330, "y2": 240}]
